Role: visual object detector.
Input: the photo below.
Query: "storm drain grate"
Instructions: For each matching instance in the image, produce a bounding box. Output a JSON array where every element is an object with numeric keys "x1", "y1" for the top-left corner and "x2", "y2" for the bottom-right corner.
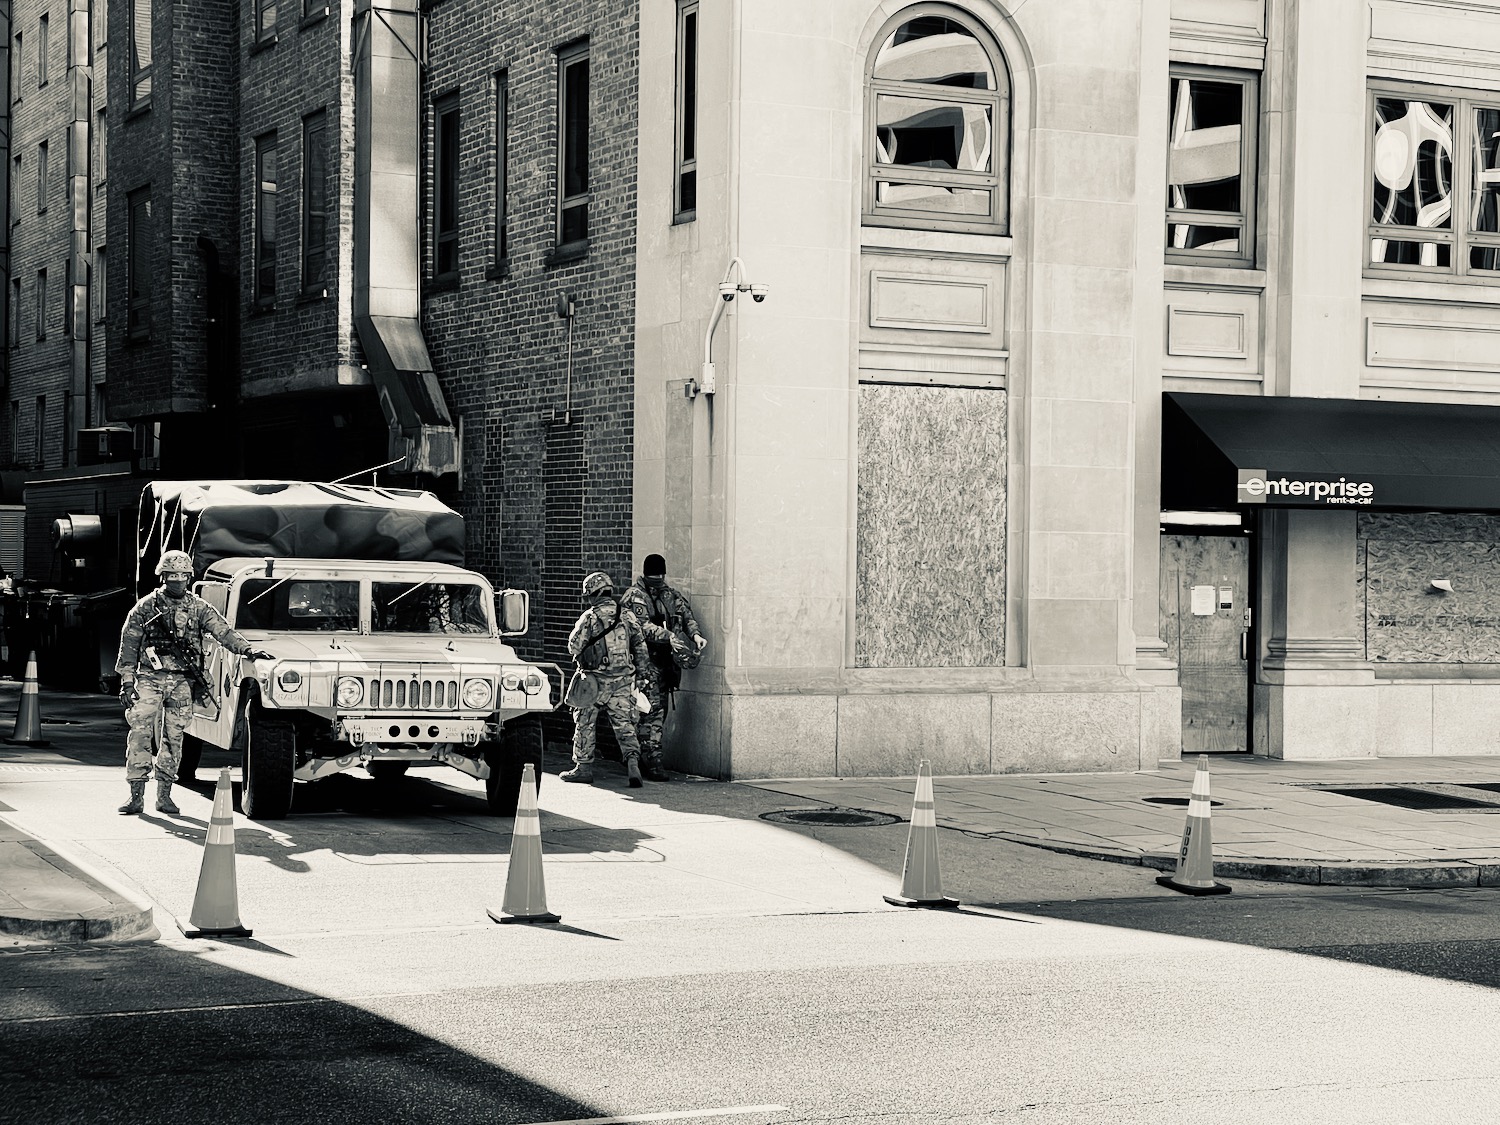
[
  {"x1": 760, "y1": 808, "x2": 902, "y2": 828},
  {"x1": 1324, "y1": 786, "x2": 1500, "y2": 811},
  {"x1": 1142, "y1": 795, "x2": 1223, "y2": 808}
]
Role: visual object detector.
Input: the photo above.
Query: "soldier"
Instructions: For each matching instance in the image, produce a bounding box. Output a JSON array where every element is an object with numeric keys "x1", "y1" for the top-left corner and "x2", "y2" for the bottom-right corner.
[
  {"x1": 115, "y1": 550, "x2": 274, "y2": 816},
  {"x1": 621, "y1": 553, "x2": 708, "y2": 781},
  {"x1": 563, "y1": 570, "x2": 651, "y2": 788}
]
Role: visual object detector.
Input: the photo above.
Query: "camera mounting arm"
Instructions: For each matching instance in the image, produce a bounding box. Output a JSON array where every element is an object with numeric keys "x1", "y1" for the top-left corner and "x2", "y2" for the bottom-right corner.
[{"x1": 694, "y1": 256, "x2": 768, "y2": 397}]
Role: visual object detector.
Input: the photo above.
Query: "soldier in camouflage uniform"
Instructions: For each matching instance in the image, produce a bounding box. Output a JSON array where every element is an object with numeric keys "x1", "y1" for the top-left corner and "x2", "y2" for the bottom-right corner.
[
  {"x1": 563, "y1": 571, "x2": 652, "y2": 788},
  {"x1": 115, "y1": 550, "x2": 274, "y2": 816},
  {"x1": 621, "y1": 553, "x2": 708, "y2": 781}
]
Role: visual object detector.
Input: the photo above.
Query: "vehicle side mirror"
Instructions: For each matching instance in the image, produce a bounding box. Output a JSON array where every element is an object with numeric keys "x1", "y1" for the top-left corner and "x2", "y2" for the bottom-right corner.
[{"x1": 498, "y1": 589, "x2": 528, "y2": 636}]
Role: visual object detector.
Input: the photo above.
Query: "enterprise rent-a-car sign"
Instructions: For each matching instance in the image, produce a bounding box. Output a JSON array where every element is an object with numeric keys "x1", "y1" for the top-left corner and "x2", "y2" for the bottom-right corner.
[{"x1": 1236, "y1": 469, "x2": 1375, "y2": 506}]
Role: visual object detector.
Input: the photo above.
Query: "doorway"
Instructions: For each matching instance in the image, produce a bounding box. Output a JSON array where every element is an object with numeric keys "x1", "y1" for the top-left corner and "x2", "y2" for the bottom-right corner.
[{"x1": 1160, "y1": 531, "x2": 1253, "y2": 754}]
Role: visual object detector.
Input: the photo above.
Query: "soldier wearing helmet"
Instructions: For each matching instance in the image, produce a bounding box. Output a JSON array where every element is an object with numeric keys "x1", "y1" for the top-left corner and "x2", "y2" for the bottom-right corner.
[
  {"x1": 113, "y1": 549, "x2": 275, "y2": 816},
  {"x1": 562, "y1": 570, "x2": 651, "y2": 787}
]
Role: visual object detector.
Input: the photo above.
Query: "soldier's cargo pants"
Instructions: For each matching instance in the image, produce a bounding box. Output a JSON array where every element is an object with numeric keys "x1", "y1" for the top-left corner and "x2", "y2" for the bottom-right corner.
[
  {"x1": 635, "y1": 660, "x2": 670, "y2": 769},
  {"x1": 572, "y1": 676, "x2": 641, "y2": 767},
  {"x1": 124, "y1": 670, "x2": 195, "y2": 783}
]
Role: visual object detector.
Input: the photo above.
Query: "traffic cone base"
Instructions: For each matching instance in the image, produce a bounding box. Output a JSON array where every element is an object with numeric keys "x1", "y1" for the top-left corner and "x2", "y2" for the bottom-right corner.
[
  {"x1": 180, "y1": 767, "x2": 253, "y2": 939},
  {"x1": 884, "y1": 760, "x2": 960, "y2": 910},
  {"x1": 5, "y1": 651, "x2": 49, "y2": 747},
  {"x1": 489, "y1": 763, "x2": 561, "y2": 925},
  {"x1": 1157, "y1": 755, "x2": 1232, "y2": 897}
]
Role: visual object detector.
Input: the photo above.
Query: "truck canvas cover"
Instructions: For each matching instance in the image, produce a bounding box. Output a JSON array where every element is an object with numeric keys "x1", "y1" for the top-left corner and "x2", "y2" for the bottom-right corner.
[{"x1": 137, "y1": 480, "x2": 464, "y2": 591}]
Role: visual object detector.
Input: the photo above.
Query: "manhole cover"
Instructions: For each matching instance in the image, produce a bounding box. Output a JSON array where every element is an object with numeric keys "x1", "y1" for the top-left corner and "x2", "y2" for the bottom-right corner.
[
  {"x1": 1142, "y1": 795, "x2": 1223, "y2": 807},
  {"x1": 1325, "y1": 786, "x2": 1500, "y2": 811},
  {"x1": 760, "y1": 808, "x2": 902, "y2": 827}
]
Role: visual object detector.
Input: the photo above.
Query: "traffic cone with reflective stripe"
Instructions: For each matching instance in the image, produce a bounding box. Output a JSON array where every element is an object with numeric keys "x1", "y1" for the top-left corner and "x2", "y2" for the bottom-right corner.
[
  {"x1": 5, "y1": 652, "x2": 48, "y2": 747},
  {"x1": 178, "y1": 767, "x2": 254, "y2": 938},
  {"x1": 884, "y1": 760, "x2": 960, "y2": 910},
  {"x1": 488, "y1": 763, "x2": 560, "y2": 925},
  {"x1": 1156, "y1": 755, "x2": 1231, "y2": 896}
]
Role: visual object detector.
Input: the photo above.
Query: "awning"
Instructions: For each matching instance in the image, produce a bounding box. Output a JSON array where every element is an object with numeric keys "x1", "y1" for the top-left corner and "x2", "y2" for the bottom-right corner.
[
  {"x1": 355, "y1": 315, "x2": 457, "y2": 476},
  {"x1": 1162, "y1": 391, "x2": 1500, "y2": 512}
]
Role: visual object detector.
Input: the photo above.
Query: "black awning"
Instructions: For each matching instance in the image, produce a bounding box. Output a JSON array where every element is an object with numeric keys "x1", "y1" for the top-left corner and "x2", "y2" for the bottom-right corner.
[{"x1": 1162, "y1": 391, "x2": 1500, "y2": 512}]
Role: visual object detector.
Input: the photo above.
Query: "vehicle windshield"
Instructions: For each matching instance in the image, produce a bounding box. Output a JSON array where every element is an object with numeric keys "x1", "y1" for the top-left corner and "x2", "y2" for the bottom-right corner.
[
  {"x1": 371, "y1": 581, "x2": 491, "y2": 635},
  {"x1": 236, "y1": 578, "x2": 360, "y2": 632}
]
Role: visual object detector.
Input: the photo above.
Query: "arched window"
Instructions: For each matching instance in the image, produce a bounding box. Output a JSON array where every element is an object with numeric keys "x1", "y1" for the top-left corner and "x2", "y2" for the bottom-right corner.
[{"x1": 864, "y1": 5, "x2": 1010, "y2": 233}]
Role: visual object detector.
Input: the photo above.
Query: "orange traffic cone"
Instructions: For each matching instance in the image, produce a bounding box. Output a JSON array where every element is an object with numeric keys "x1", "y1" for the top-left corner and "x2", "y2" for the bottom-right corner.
[
  {"x1": 5, "y1": 651, "x2": 49, "y2": 747},
  {"x1": 884, "y1": 760, "x2": 959, "y2": 910},
  {"x1": 488, "y1": 763, "x2": 560, "y2": 925},
  {"x1": 178, "y1": 768, "x2": 254, "y2": 938},
  {"x1": 1156, "y1": 755, "x2": 1231, "y2": 896}
]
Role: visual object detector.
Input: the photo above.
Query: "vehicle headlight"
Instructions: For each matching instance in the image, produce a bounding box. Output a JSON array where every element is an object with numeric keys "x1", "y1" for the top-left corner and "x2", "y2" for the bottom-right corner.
[
  {"x1": 276, "y1": 668, "x2": 303, "y2": 692},
  {"x1": 501, "y1": 669, "x2": 522, "y2": 691},
  {"x1": 335, "y1": 676, "x2": 364, "y2": 707},
  {"x1": 462, "y1": 678, "x2": 493, "y2": 709},
  {"x1": 522, "y1": 670, "x2": 545, "y2": 696}
]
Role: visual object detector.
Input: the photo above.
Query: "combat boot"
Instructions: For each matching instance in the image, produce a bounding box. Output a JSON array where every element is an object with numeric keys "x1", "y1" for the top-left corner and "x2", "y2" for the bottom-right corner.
[
  {"x1": 642, "y1": 762, "x2": 669, "y2": 782},
  {"x1": 155, "y1": 778, "x2": 181, "y2": 815},
  {"x1": 626, "y1": 758, "x2": 643, "y2": 788},
  {"x1": 117, "y1": 779, "x2": 146, "y2": 815},
  {"x1": 560, "y1": 765, "x2": 594, "y2": 784}
]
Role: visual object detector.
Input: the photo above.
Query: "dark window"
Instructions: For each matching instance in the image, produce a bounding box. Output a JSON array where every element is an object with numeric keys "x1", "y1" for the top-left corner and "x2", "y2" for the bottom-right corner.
[
  {"x1": 37, "y1": 14, "x2": 48, "y2": 86},
  {"x1": 36, "y1": 141, "x2": 47, "y2": 214},
  {"x1": 495, "y1": 71, "x2": 508, "y2": 262},
  {"x1": 558, "y1": 45, "x2": 589, "y2": 246},
  {"x1": 434, "y1": 93, "x2": 460, "y2": 279},
  {"x1": 94, "y1": 246, "x2": 106, "y2": 324},
  {"x1": 11, "y1": 32, "x2": 20, "y2": 102},
  {"x1": 35, "y1": 269, "x2": 46, "y2": 340},
  {"x1": 9, "y1": 279, "x2": 19, "y2": 348},
  {"x1": 1167, "y1": 67, "x2": 1258, "y2": 267},
  {"x1": 301, "y1": 111, "x2": 327, "y2": 293},
  {"x1": 96, "y1": 109, "x2": 107, "y2": 185},
  {"x1": 675, "y1": 2, "x2": 698, "y2": 219},
  {"x1": 256, "y1": 0, "x2": 276, "y2": 43},
  {"x1": 127, "y1": 187, "x2": 151, "y2": 339},
  {"x1": 255, "y1": 133, "x2": 278, "y2": 305},
  {"x1": 34, "y1": 397, "x2": 44, "y2": 467},
  {"x1": 130, "y1": 0, "x2": 151, "y2": 105},
  {"x1": 11, "y1": 155, "x2": 20, "y2": 225}
]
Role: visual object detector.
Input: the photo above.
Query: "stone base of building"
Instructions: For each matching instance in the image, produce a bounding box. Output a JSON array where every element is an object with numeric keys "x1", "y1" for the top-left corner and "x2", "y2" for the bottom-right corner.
[
  {"x1": 1370, "y1": 678, "x2": 1500, "y2": 756},
  {"x1": 666, "y1": 672, "x2": 1178, "y2": 780}
]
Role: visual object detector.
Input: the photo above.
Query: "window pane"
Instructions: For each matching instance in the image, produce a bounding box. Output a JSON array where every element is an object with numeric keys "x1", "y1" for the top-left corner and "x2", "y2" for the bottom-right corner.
[
  {"x1": 1473, "y1": 107, "x2": 1500, "y2": 234},
  {"x1": 873, "y1": 16, "x2": 994, "y2": 90},
  {"x1": 679, "y1": 169, "x2": 696, "y2": 213},
  {"x1": 875, "y1": 94, "x2": 991, "y2": 173},
  {"x1": 682, "y1": 10, "x2": 697, "y2": 162},
  {"x1": 436, "y1": 100, "x2": 459, "y2": 276},
  {"x1": 1369, "y1": 237, "x2": 1452, "y2": 267},
  {"x1": 1471, "y1": 245, "x2": 1500, "y2": 271},
  {"x1": 257, "y1": 138, "x2": 278, "y2": 302},
  {"x1": 875, "y1": 180, "x2": 990, "y2": 217},
  {"x1": 237, "y1": 579, "x2": 359, "y2": 632},
  {"x1": 563, "y1": 58, "x2": 589, "y2": 198},
  {"x1": 1167, "y1": 222, "x2": 1240, "y2": 253},
  {"x1": 258, "y1": 0, "x2": 276, "y2": 39},
  {"x1": 302, "y1": 113, "x2": 326, "y2": 291},
  {"x1": 131, "y1": 0, "x2": 151, "y2": 102},
  {"x1": 372, "y1": 582, "x2": 490, "y2": 634},
  {"x1": 1168, "y1": 78, "x2": 1243, "y2": 214},
  {"x1": 562, "y1": 201, "x2": 587, "y2": 244},
  {"x1": 1372, "y1": 97, "x2": 1454, "y2": 231}
]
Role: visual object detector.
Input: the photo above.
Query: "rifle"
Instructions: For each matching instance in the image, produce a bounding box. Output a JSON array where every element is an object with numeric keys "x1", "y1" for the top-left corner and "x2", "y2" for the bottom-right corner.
[{"x1": 157, "y1": 630, "x2": 221, "y2": 718}]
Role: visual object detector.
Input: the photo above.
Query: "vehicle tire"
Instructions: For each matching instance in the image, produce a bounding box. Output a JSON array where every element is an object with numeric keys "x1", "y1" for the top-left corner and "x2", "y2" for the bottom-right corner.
[
  {"x1": 366, "y1": 761, "x2": 410, "y2": 779},
  {"x1": 177, "y1": 733, "x2": 204, "y2": 782},
  {"x1": 242, "y1": 708, "x2": 295, "y2": 820},
  {"x1": 484, "y1": 717, "x2": 543, "y2": 817}
]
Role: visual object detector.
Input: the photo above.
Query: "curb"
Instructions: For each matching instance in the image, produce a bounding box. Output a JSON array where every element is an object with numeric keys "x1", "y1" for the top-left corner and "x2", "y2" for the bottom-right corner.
[
  {"x1": 992, "y1": 831, "x2": 1500, "y2": 889},
  {"x1": 0, "y1": 816, "x2": 159, "y2": 943}
]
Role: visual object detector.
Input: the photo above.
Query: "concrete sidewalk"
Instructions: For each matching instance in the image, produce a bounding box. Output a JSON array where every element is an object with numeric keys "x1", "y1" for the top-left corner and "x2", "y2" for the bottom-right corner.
[
  {"x1": 755, "y1": 754, "x2": 1500, "y2": 888},
  {"x1": 10, "y1": 676, "x2": 1500, "y2": 946}
]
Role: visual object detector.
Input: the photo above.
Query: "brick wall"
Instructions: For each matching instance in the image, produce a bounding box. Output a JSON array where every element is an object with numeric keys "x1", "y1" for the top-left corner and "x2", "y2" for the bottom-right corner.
[{"x1": 422, "y1": 0, "x2": 640, "y2": 676}]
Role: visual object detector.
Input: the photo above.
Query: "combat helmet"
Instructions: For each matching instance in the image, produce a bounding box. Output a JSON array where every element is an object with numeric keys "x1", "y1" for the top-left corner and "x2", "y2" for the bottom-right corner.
[
  {"x1": 156, "y1": 549, "x2": 194, "y2": 577},
  {"x1": 581, "y1": 570, "x2": 614, "y2": 598}
]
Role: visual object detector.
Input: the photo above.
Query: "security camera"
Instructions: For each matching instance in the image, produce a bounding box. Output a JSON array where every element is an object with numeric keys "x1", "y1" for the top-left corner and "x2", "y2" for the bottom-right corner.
[
  {"x1": 718, "y1": 282, "x2": 738, "y2": 302},
  {"x1": 749, "y1": 282, "x2": 769, "y2": 303}
]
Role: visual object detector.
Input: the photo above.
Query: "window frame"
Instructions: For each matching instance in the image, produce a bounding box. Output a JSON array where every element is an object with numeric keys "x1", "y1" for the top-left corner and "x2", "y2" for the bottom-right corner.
[
  {"x1": 36, "y1": 140, "x2": 47, "y2": 215},
  {"x1": 127, "y1": 186, "x2": 152, "y2": 340},
  {"x1": 674, "y1": 1, "x2": 698, "y2": 222},
  {"x1": 255, "y1": 0, "x2": 277, "y2": 46},
  {"x1": 37, "y1": 13, "x2": 48, "y2": 87},
  {"x1": 34, "y1": 396, "x2": 44, "y2": 467},
  {"x1": 301, "y1": 110, "x2": 327, "y2": 295},
  {"x1": 556, "y1": 41, "x2": 590, "y2": 250},
  {"x1": 35, "y1": 269, "x2": 46, "y2": 341},
  {"x1": 1165, "y1": 64, "x2": 1259, "y2": 270},
  {"x1": 96, "y1": 108, "x2": 107, "y2": 185},
  {"x1": 11, "y1": 31, "x2": 20, "y2": 104},
  {"x1": 1362, "y1": 78, "x2": 1500, "y2": 284},
  {"x1": 433, "y1": 90, "x2": 460, "y2": 282},
  {"x1": 9, "y1": 279, "x2": 19, "y2": 349},
  {"x1": 94, "y1": 245, "x2": 106, "y2": 324},
  {"x1": 494, "y1": 70, "x2": 508, "y2": 265},
  {"x1": 254, "y1": 132, "x2": 278, "y2": 308},
  {"x1": 130, "y1": 0, "x2": 151, "y2": 108},
  {"x1": 862, "y1": 3, "x2": 1011, "y2": 235}
]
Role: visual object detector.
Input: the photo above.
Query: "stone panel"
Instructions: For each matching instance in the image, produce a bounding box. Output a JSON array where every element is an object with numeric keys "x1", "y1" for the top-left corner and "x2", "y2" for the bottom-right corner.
[
  {"x1": 991, "y1": 690, "x2": 1143, "y2": 772},
  {"x1": 723, "y1": 694, "x2": 838, "y2": 779},
  {"x1": 836, "y1": 694, "x2": 991, "y2": 777},
  {"x1": 1373, "y1": 683, "x2": 1434, "y2": 756},
  {"x1": 1432, "y1": 685, "x2": 1500, "y2": 755},
  {"x1": 1267, "y1": 685, "x2": 1378, "y2": 759},
  {"x1": 855, "y1": 384, "x2": 1006, "y2": 668}
]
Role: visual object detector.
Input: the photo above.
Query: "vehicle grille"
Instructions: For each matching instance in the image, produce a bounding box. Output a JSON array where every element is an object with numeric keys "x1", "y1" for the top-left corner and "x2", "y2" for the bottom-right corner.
[{"x1": 367, "y1": 676, "x2": 460, "y2": 711}]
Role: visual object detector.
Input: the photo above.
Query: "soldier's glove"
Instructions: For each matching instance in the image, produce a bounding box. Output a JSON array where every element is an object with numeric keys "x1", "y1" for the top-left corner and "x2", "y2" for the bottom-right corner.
[
  {"x1": 247, "y1": 649, "x2": 276, "y2": 661},
  {"x1": 694, "y1": 634, "x2": 708, "y2": 652},
  {"x1": 119, "y1": 683, "x2": 139, "y2": 707}
]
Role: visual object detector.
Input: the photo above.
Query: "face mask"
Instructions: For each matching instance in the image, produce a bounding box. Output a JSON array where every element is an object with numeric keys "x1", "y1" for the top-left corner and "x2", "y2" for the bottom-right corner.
[
  {"x1": 643, "y1": 576, "x2": 665, "y2": 590},
  {"x1": 162, "y1": 575, "x2": 190, "y2": 598}
]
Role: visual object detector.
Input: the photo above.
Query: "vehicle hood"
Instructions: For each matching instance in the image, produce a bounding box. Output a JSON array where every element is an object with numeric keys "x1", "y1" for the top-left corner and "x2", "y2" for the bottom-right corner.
[{"x1": 240, "y1": 634, "x2": 526, "y2": 668}]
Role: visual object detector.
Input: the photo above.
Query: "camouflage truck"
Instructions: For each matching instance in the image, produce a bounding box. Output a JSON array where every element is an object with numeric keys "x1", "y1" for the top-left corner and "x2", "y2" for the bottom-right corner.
[{"x1": 139, "y1": 481, "x2": 559, "y2": 820}]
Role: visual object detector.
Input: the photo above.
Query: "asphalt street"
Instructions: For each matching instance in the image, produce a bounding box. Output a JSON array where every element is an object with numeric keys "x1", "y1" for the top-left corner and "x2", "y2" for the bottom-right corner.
[{"x1": 5, "y1": 711, "x2": 1500, "y2": 1122}]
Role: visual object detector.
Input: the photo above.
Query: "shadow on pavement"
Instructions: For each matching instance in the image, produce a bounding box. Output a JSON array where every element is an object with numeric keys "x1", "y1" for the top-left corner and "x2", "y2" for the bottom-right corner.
[{"x1": 0, "y1": 941, "x2": 607, "y2": 1125}]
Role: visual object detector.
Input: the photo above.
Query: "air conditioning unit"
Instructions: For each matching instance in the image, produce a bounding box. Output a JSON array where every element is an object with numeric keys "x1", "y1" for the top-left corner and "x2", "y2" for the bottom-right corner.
[{"x1": 76, "y1": 426, "x2": 135, "y2": 466}]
